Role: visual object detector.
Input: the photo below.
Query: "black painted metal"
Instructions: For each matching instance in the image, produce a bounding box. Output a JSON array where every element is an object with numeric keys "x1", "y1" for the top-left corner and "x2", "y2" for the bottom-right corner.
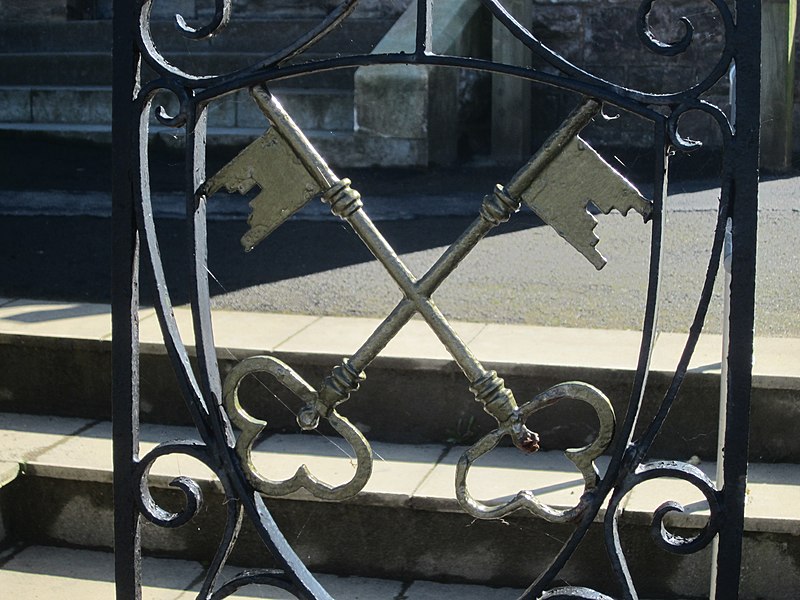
[
  {"x1": 716, "y1": 1, "x2": 761, "y2": 594},
  {"x1": 111, "y1": 0, "x2": 142, "y2": 597},
  {"x1": 112, "y1": 0, "x2": 760, "y2": 597}
]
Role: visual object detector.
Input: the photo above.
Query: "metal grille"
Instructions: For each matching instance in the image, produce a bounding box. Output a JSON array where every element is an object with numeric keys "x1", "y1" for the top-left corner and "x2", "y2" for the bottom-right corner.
[{"x1": 111, "y1": 0, "x2": 761, "y2": 597}]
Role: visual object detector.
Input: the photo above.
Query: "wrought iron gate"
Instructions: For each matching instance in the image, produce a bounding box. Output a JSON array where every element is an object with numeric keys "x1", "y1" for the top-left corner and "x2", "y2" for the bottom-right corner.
[{"x1": 111, "y1": 0, "x2": 761, "y2": 597}]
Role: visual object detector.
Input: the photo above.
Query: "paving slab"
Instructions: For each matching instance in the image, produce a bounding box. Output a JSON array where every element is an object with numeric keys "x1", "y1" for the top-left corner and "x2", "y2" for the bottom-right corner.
[
  {"x1": 751, "y1": 336, "x2": 800, "y2": 389},
  {"x1": 0, "y1": 545, "x2": 546, "y2": 599},
  {"x1": 137, "y1": 306, "x2": 320, "y2": 355},
  {"x1": 469, "y1": 324, "x2": 642, "y2": 371},
  {"x1": 741, "y1": 462, "x2": 800, "y2": 534},
  {"x1": 0, "y1": 460, "x2": 19, "y2": 487},
  {"x1": 0, "y1": 299, "x2": 112, "y2": 340},
  {"x1": 0, "y1": 546, "x2": 202, "y2": 599},
  {"x1": 404, "y1": 580, "x2": 523, "y2": 599},
  {"x1": 650, "y1": 331, "x2": 725, "y2": 375},
  {"x1": 202, "y1": 568, "x2": 406, "y2": 599},
  {"x1": 377, "y1": 317, "x2": 486, "y2": 361},
  {"x1": 271, "y1": 314, "x2": 488, "y2": 362},
  {"x1": 314, "y1": 573, "x2": 405, "y2": 600},
  {"x1": 28, "y1": 421, "x2": 216, "y2": 486},
  {"x1": 1, "y1": 300, "x2": 797, "y2": 392},
  {"x1": 28, "y1": 419, "x2": 444, "y2": 508},
  {"x1": 137, "y1": 305, "x2": 205, "y2": 350},
  {"x1": 271, "y1": 315, "x2": 395, "y2": 356},
  {"x1": 0, "y1": 413, "x2": 95, "y2": 465}
]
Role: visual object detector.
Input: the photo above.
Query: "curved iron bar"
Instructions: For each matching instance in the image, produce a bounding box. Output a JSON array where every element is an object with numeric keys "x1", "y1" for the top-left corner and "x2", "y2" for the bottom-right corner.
[
  {"x1": 603, "y1": 460, "x2": 723, "y2": 598},
  {"x1": 241, "y1": 489, "x2": 335, "y2": 599},
  {"x1": 180, "y1": 100, "x2": 336, "y2": 600},
  {"x1": 667, "y1": 99, "x2": 733, "y2": 150},
  {"x1": 632, "y1": 157, "x2": 732, "y2": 465},
  {"x1": 188, "y1": 54, "x2": 661, "y2": 133},
  {"x1": 137, "y1": 0, "x2": 360, "y2": 85},
  {"x1": 174, "y1": 0, "x2": 231, "y2": 40},
  {"x1": 135, "y1": 0, "x2": 735, "y2": 112},
  {"x1": 636, "y1": 0, "x2": 693, "y2": 57},
  {"x1": 540, "y1": 588, "x2": 616, "y2": 600},
  {"x1": 132, "y1": 439, "x2": 322, "y2": 599},
  {"x1": 198, "y1": 494, "x2": 245, "y2": 599},
  {"x1": 133, "y1": 90, "x2": 213, "y2": 440},
  {"x1": 145, "y1": 80, "x2": 191, "y2": 129},
  {"x1": 134, "y1": 441, "x2": 211, "y2": 527},
  {"x1": 209, "y1": 569, "x2": 301, "y2": 600},
  {"x1": 182, "y1": 100, "x2": 234, "y2": 456},
  {"x1": 128, "y1": 84, "x2": 335, "y2": 600},
  {"x1": 242, "y1": 0, "x2": 361, "y2": 72},
  {"x1": 478, "y1": 0, "x2": 735, "y2": 106}
]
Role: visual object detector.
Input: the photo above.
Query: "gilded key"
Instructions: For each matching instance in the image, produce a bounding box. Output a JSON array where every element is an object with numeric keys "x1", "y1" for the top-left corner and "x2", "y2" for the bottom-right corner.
[
  {"x1": 203, "y1": 104, "x2": 323, "y2": 252},
  {"x1": 520, "y1": 134, "x2": 652, "y2": 270}
]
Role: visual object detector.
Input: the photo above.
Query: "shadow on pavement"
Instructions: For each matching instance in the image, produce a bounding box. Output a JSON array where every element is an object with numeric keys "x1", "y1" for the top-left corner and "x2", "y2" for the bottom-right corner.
[{"x1": 0, "y1": 211, "x2": 544, "y2": 306}]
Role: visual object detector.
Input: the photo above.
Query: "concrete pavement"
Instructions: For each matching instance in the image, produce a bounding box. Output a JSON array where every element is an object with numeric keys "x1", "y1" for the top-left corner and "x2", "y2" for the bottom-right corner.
[
  {"x1": 0, "y1": 174, "x2": 798, "y2": 337},
  {"x1": 0, "y1": 545, "x2": 526, "y2": 599}
]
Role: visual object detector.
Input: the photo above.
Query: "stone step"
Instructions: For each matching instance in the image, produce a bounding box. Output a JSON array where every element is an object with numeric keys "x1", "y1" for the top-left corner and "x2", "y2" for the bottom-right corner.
[
  {"x1": 0, "y1": 51, "x2": 359, "y2": 87},
  {"x1": 0, "y1": 122, "x2": 417, "y2": 167},
  {"x1": 0, "y1": 18, "x2": 391, "y2": 54},
  {"x1": 0, "y1": 298, "x2": 798, "y2": 462},
  {"x1": 86, "y1": 0, "x2": 400, "y2": 21},
  {"x1": 0, "y1": 412, "x2": 797, "y2": 597},
  {"x1": 0, "y1": 85, "x2": 355, "y2": 132},
  {"x1": 0, "y1": 14, "x2": 392, "y2": 88},
  {"x1": 0, "y1": 545, "x2": 527, "y2": 599}
]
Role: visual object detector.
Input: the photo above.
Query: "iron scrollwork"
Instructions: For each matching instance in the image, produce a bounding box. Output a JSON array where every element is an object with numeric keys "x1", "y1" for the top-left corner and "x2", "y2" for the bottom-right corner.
[{"x1": 112, "y1": 0, "x2": 760, "y2": 597}]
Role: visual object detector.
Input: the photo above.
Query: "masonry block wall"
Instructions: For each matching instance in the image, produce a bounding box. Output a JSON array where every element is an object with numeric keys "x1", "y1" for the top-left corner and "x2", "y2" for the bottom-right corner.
[
  {"x1": 3, "y1": 0, "x2": 797, "y2": 161},
  {"x1": 518, "y1": 0, "x2": 732, "y2": 152}
]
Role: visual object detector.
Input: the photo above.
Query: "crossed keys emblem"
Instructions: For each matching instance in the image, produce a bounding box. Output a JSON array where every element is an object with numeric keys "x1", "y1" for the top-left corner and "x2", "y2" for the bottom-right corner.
[{"x1": 204, "y1": 85, "x2": 651, "y2": 520}]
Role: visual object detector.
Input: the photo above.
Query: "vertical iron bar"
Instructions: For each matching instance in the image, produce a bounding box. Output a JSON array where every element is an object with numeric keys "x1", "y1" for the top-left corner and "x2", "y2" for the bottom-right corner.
[
  {"x1": 710, "y1": 63, "x2": 738, "y2": 597},
  {"x1": 416, "y1": 0, "x2": 433, "y2": 54},
  {"x1": 187, "y1": 102, "x2": 236, "y2": 453},
  {"x1": 112, "y1": 0, "x2": 142, "y2": 597},
  {"x1": 714, "y1": 1, "x2": 761, "y2": 596}
]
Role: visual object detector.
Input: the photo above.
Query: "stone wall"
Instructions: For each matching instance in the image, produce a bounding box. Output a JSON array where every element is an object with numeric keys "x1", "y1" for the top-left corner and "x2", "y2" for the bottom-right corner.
[
  {"x1": 512, "y1": 0, "x2": 798, "y2": 161},
  {"x1": 2, "y1": 0, "x2": 412, "y2": 21},
  {"x1": 6, "y1": 0, "x2": 796, "y2": 162},
  {"x1": 516, "y1": 0, "x2": 733, "y2": 153}
]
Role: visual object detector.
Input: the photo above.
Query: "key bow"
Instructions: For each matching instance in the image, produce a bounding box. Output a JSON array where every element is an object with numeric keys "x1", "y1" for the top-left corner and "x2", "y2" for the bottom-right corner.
[
  {"x1": 223, "y1": 355, "x2": 372, "y2": 501},
  {"x1": 456, "y1": 382, "x2": 615, "y2": 521}
]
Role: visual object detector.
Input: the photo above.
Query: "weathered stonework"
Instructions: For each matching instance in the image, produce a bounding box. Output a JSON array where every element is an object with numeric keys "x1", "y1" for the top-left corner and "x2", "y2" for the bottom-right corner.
[
  {"x1": 3, "y1": 0, "x2": 796, "y2": 164},
  {"x1": 518, "y1": 0, "x2": 735, "y2": 152}
]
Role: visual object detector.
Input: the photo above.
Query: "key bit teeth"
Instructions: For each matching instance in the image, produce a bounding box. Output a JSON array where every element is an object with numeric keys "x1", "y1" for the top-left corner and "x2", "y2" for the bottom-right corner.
[{"x1": 521, "y1": 135, "x2": 651, "y2": 269}]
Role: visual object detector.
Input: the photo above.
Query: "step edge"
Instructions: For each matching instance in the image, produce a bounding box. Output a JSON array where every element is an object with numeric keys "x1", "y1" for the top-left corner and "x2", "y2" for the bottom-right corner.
[
  {"x1": 3, "y1": 413, "x2": 799, "y2": 536},
  {"x1": 0, "y1": 326, "x2": 797, "y2": 391}
]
